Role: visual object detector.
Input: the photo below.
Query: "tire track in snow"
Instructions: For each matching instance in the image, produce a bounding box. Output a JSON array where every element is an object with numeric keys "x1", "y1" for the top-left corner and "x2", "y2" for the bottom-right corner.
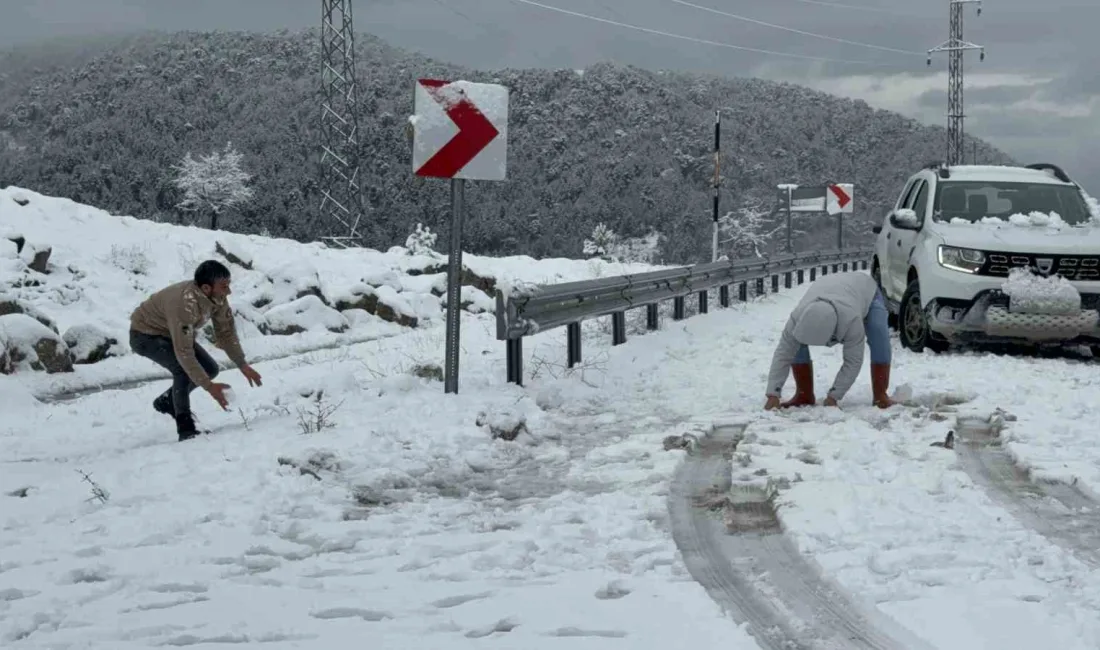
[
  {"x1": 955, "y1": 413, "x2": 1100, "y2": 567},
  {"x1": 668, "y1": 423, "x2": 929, "y2": 650}
]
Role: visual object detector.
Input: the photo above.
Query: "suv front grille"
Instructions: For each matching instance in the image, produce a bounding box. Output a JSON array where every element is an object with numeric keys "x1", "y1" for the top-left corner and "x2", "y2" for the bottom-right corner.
[{"x1": 979, "y1": 252, "x2": 1100, "y2": 281}]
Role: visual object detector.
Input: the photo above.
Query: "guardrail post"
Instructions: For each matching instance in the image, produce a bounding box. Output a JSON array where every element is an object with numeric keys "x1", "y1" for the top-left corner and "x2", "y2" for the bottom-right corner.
[
  {"x1": 784, "y1": 271, "x2": 792, "y2": 289},
  {"x1": 698, "y1": 290, "x2": 708, "y2": 314},
  {"x1": 506, "y1": 339, "x2": 523, "y2": 385},
  {"x1": 797, "y1": 269, "x2": 804, "y2": 284},
  {"x1": 832, "y1": 263, "x2": 840, "y2": 273},
  {"x1": 673, "y1": 296, "x2": 686, "y2": 320},
  {"x1": 739, "y1": 282, "x2": 747, "y2": 301},
  {"x1": 821, "y1": 265, "x2": 828, "y2": 276},
  {"x1": 861, "y1": 260, "x2": 868, "y2": 270},
  {"x1": 771, "y1": 274, "x2": 779, "y2": 292},
  {"x1": 810, "y1": 267, "x2": 817, "y2": 281},
  {"x1": 719, "y1": 285, "x2": 730, "y2": 307},
  {"x1": 612, "y1": 312, "x2": 626, "y2": 345},
  {"x1": 843, "y1": 262, "x2": 850, "y2": 272},
  {"x1": 567, "y1": 322, "x2": 582, "y2": 368},
  {"x1": 755, "y1": 277, "x2": 764, "y2": 296},
  {"x1": 646, "y1": 303, "x2": 659, "y2": 330}
]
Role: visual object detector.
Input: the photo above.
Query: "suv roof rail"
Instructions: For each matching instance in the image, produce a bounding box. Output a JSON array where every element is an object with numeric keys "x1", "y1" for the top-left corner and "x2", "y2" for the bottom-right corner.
[
  {"x1": 922, "y1": 160, "x2": 951, "y2": 178},
  {"x1": 1024, "y1": 163, "x2": 1072, "y2": 183}
]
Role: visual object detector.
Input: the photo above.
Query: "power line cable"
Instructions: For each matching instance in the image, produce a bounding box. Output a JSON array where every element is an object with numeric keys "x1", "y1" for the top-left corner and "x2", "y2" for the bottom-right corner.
[
  {"x1": 764, "y1": 0, "x2": 921, "y2": 18},
  {"x1": 669, "y1": 0, "x2": 924, "y2": 56},
  {"x1": 500, "y1": 0, "x2": 911, "y2": 68}
]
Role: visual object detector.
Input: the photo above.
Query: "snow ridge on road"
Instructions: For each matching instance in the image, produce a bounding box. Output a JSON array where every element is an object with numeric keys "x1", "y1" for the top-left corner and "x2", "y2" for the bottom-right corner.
[
  {"x1": 955, "y1": 413, "x2": 1100, "y2": 567},
  {"x1": 669, "y1": 423, "x2": 931, "y2": 650}
]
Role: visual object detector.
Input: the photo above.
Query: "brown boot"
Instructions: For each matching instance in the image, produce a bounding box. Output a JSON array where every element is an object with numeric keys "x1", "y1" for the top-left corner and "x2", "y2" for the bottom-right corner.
[
  {"x1": 781, "y1": 363, "x2": 816, "y2": 408},
  {"x1": 870, "y1": 363, "x2": 895, "y2": 409}
]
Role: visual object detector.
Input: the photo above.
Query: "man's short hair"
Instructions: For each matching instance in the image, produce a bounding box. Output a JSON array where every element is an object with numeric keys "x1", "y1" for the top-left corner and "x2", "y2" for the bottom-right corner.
[{"x1": 194, "y1": 260, "x2": 231, "y2": 288}]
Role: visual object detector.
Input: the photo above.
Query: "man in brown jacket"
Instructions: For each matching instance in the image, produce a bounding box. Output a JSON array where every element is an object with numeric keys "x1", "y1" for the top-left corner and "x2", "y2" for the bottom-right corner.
[{"x1": 130, "y1": 260, "x2": 262, "y2": 441}]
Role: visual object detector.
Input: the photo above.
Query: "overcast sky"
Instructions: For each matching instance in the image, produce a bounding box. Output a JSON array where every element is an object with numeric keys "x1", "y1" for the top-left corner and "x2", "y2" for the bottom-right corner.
[{"x1": 2, "y1": 0, "x2": 1097, "y2": 191}]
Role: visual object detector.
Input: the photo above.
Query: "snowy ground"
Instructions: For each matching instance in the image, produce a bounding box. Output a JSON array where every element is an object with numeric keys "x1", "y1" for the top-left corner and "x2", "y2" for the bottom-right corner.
[
  {"x1": 5, "y1": 273, "x2": 1100, "y2": 648},
  {"x1": 4, "y1": 186, "x2": 1100, "y2": 649}
]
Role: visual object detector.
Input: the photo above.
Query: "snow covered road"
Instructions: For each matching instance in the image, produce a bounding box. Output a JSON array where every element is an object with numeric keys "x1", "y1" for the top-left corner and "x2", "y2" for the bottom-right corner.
[{"x1": 4, "y1": 279, "x2": 1100, "y2": 648}]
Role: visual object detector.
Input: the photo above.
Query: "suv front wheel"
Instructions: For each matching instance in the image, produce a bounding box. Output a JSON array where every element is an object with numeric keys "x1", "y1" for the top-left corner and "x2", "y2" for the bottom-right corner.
[{"x1": 898, "y1": 278, "x2": 949, "y2": 353}]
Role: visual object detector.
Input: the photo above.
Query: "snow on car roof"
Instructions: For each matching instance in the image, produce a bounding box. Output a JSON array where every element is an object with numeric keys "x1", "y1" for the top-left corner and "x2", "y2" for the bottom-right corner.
[{"x1": 938, "y1": 164, "x2": 1075, "y2": 185}]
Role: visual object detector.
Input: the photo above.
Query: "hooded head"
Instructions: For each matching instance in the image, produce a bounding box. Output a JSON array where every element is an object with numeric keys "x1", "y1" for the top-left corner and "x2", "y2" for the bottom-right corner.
[{"x1": 791, "y1": 301, "x2": 838, "y2": 346}]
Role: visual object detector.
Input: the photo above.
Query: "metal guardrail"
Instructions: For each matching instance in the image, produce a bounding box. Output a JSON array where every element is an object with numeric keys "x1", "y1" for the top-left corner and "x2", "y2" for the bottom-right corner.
[{"x1": 494, "y1": 247, "x2": 874, "y2": 385}]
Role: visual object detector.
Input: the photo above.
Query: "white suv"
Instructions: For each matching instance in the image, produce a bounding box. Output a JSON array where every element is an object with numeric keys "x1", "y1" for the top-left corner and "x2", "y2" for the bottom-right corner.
[{"x1": 871, "y1": 162, "x2": 1100, "y2": 353}]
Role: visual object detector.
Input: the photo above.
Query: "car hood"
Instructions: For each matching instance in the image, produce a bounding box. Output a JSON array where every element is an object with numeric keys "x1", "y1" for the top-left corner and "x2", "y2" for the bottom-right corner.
[{"x1": 932, "y1": 221, "x2": 1100, "y2": 254}]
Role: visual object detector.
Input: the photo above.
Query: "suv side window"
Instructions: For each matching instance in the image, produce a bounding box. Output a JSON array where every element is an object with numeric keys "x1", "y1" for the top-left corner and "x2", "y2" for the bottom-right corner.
[
  {"x1": 909, "y1": 180, "x2": 930, "y2": 224},
  {"x1": 896, "y1": 178, "x2": 918, "y2": 210}
]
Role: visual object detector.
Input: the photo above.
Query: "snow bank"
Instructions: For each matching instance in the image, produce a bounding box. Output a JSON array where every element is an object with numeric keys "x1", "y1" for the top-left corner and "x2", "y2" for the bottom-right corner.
[
  {"x1": 0, "y1": 185, "x2": 667, "y2": 381},
  {"x1": 1001, "y1": 267, "x2": 1081, "y2": 314}
]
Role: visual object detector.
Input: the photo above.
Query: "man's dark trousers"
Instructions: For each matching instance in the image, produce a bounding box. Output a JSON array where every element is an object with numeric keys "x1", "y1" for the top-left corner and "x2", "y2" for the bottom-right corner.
[{"x1": 129, "y1": 331, "x2": 219, "y2": 417}]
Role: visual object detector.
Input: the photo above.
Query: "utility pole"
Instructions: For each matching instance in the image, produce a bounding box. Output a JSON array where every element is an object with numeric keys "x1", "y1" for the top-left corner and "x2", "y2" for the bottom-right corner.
[
  {"x1": 928, "y1": 0, "x2": 985, "y2": 166},
  {"x1": 319, "y1": 0, "x2": 366, "y2": 248}
]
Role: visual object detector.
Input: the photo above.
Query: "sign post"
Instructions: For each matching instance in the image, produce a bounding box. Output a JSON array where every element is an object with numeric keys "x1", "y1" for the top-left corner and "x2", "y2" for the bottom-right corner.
[
  {"x1": 775, "y1": 183, "x2": 855, "y2": 253},
  {"x1": 711, "y1": 109, "x2": 721, "y2": 262},
  {"x1": 826, "y1": 183, "x2": 854, "y2": 249},
  {"x1": 411, "y1": 78, "x2": 508, "y2": 394}
]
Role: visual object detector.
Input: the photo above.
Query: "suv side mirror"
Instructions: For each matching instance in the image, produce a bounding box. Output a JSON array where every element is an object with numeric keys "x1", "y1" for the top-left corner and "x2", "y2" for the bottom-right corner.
[{"x1": 890, "y1": 208, "x2": 920, "y2": 229}]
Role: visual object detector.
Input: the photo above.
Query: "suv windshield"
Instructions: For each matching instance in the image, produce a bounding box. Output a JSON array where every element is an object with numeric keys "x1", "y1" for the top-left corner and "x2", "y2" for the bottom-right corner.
[{"x1": 933, "y1": 181, "x2": 1092, "y2": 225}]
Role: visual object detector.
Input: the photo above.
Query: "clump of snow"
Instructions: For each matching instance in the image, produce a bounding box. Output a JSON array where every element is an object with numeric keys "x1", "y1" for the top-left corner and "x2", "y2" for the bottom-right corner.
[
  {"x1": 1, "y1": 238, "x2": 17, "y2": 258},
  {"x1": 1001, "y1": 267, "x2": 1081, "y2": 314},
  {"x1": 976, "y1": 212, "x2": 1068, "y2": 229},
  {"x1": 215, "y1": 239, "x2": 254, "y2": 269},
  {"x1": 263, "y1": 295, "x2": 349, "y2": 335}
]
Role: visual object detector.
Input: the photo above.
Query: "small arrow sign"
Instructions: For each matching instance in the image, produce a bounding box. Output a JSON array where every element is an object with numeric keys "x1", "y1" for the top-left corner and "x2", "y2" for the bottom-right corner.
[
  {"x1": 826, "y1": 183, "x2": 854, "y2": 215},
  {"x1": 411, "y1": 79, "x2": 508, "y2": 181}
]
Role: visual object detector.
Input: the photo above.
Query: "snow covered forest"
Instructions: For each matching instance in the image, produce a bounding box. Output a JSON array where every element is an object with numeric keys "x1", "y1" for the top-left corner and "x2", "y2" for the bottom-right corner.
[{"x1": 0, "y1": 29, "x2": 1015, "y2": 262}]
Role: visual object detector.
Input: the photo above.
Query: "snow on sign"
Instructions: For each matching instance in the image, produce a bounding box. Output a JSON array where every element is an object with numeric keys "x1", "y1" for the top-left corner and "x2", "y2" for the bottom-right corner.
[
  {"x1": 826, "y1": 183, "x2": 854, "y2": 215},
  {"x1": 411, "y1": 79, "x2": 508, "y2": 181}
]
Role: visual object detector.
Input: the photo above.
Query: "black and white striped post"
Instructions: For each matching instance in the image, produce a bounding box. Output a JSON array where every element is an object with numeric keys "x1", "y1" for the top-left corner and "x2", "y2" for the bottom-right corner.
[{"x1": 711, "y1": 109, "x2": 721, "y2": 263}]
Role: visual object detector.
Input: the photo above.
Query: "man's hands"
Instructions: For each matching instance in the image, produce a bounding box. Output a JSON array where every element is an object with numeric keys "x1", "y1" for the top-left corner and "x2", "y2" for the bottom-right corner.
[
  {"x1": 206, "y1": 382, "x2": 233, "y2": 410},
  {"x1": 764, "y1": 395, "x2": 782, "y2": 411},
  {"x1": 823, "y1": 395, "x2": 839, "y2": 408},
  {"x1": 241, "y1": 364, "x2": 263, "y2": 387}
]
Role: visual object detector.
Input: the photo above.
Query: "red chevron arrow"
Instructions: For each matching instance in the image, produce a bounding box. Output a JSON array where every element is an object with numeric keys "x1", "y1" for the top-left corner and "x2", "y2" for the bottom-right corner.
[
  {"x1": 415, "y1": 79, "x2": 500, "y2": 178},
  {"x1": 829, "y1": 184, "x2": 851, "y2": 209}
]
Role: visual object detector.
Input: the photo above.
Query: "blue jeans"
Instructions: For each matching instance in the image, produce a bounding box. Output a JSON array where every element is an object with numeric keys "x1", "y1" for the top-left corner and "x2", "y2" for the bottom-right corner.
[{"x1": 792, "y1": 290, "x2": 892, "y2": 365}]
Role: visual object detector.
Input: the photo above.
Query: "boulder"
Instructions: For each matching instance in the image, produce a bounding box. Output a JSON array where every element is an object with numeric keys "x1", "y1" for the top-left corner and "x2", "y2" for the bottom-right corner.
[
  {"x1": 264, "y1": 295, "x2": 349, "y2": 335},
  {"x1": 0, "y1": 294, "x2": 58, "y2": 333},
  {"x1": 0, "y1": 314, "x2": 74, "y2": 374},
  {"x1": 62, "y1": 324, "x2": 119, "y2": 365},
  {"x1": 334, "y1": 285, "x2": 418, "y2": 328},
  {"x1": 215, "y1": 240, "x2": 254, "y2": 270},
  {"x1": 18, "y1": 241, "x2": 51, "y2": 274},
  {"x1": 413, "y1": 263, "x2": 497, "y2": 295}
]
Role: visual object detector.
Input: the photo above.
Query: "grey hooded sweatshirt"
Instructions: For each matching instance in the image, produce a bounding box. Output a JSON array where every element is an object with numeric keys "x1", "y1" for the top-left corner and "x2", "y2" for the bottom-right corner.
[{"x1": 765, "y1": 272, "x2": 880, "y2": 401}]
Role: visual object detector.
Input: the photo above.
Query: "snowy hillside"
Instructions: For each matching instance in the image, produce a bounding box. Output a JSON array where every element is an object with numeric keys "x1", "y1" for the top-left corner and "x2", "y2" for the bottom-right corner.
[{"x1": 0, "y1": 186, "x2": 663, "y2": 396}]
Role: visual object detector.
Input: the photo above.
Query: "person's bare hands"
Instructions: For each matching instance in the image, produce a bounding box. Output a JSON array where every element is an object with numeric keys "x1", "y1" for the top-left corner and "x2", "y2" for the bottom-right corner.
[
  {"x1": 823, "y1": 395, "x2": 839, "y2": 408},
  {"x1": 206, "y1": 382, "x2": 232, "y2": 410},
  {"x1": 241, "y1": 364, "x2": 263, "y2": 387},
  {"x1": 764, "y1": 395, "x2": 782, "y2": 411}
]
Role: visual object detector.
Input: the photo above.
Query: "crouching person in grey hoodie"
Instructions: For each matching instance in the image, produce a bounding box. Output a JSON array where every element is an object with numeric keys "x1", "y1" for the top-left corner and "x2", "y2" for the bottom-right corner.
[{"x1": 764, "y1": 271, "x2": 895, "y2": 410}]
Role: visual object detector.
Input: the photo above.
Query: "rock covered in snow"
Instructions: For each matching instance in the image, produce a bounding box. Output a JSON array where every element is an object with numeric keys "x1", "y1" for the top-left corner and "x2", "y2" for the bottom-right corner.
[
  {"x1": 0, "y1": 294, "x2": 59, "y2": 333},
  {"x1": 0, "y1": 313, "x2": 73, "y2": 374},
  {"x1": 215, "y1": 240, "x2": 254, "y2": 270},
  {"x1": 264, "y1": 295, "x2": 349, "y2": 335},
  {"x1": 17, "y1": 239, "x2": 51, "y2": 274},
  {"x1": 62, "y1": 323, "x2": 120, "y2": 365},
  {"x1": 1001, "y1": 267, "x2": 1081, "y2": 314},
  {"x1": 332, "y1": 284, "x2": 420, "y2": 328}
]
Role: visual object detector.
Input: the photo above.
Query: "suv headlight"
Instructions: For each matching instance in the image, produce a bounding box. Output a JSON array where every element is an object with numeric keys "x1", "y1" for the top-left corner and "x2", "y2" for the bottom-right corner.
[{"x1": 937, "y1": 245, "x2": 985, "y2": 273}]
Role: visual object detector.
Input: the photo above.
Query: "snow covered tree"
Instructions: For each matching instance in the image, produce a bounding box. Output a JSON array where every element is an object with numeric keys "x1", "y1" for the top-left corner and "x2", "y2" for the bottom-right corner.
[
  {"x1": 405, "y1": 223, "x2": 438, "y2": 256},
  {"x1": 173, "y1": 142, "x2": 254, "y2": 230},
  {"x1": 583, "y1": 222, "x2": 618, "y2": 260},
  {"x1": 718, "y1": 197, "x2": 780, "y2": 259}
]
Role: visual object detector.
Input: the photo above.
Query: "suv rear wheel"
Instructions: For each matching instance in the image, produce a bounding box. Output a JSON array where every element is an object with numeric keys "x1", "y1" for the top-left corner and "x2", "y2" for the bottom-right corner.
[{"x1": 898, "y1": 278, "x2": 949, "y2": 353}]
